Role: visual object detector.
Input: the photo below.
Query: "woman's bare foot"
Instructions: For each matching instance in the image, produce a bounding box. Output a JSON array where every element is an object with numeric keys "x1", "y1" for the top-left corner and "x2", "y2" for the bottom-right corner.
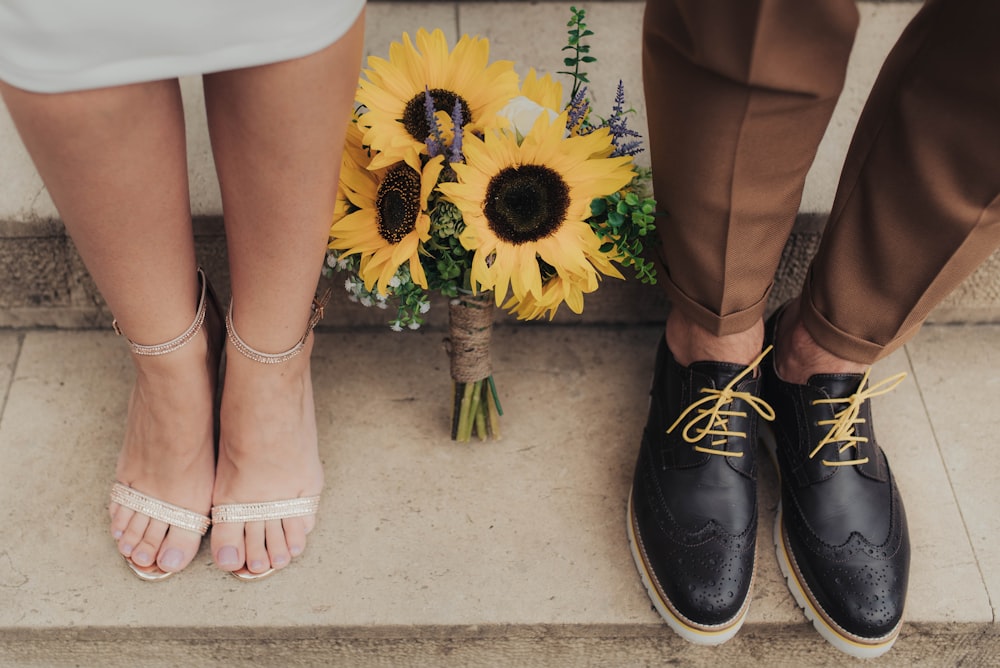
[
  {"x1": 211, "y1": 334, "x2": 324, "y2": 577},
  {"x1": 108, "y1": 328, "x2": 218, "y2": 576}
]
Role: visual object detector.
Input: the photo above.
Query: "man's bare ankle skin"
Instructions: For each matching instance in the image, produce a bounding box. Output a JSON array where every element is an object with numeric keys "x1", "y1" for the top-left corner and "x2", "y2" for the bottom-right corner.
[
  {"x1": 773, "y1": 300, "x2": 867, "y2": 385},
  {"x1": 665, "y1": 309, "x2": 763, "y2": 368}
]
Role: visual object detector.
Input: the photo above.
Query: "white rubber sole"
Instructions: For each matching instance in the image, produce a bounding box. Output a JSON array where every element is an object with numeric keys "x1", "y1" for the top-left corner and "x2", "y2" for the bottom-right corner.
[
  {"x1": 626, "y1": 489, "x2": 751, "y2": 646},
  {"x1": 760, "y1": 424, "x2": 901, "y2": 659}
]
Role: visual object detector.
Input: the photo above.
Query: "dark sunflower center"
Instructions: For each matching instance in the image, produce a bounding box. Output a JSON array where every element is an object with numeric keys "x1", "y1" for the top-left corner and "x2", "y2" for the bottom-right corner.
[
  {"x1": 402, "y1": 88, "x2": 472, "y2": 142},
  {"x1": 483, "y1": 164, "x2": 570, "y2": 244},
  {"x1": 376, "y1": 164, "x2": 422, "y2": 244}
]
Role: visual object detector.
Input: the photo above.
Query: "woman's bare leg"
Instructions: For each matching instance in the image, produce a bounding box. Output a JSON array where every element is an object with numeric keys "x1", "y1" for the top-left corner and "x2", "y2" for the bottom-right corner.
[
  {"x1": 204, "y1": 13, "x2": 364, "y2": 576},
  {"x1": 0, "y1": 79, "x2": 214, "y2": 575}
]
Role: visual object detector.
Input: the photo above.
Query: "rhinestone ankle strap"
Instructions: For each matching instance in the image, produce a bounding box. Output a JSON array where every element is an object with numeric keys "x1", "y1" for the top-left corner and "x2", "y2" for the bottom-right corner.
[
  {"x1": 113, "y1": 268, "x2": 208, "y2": 356},
  {"x1": 225, "y1": 289, "x2": 331, "y2": 365}
]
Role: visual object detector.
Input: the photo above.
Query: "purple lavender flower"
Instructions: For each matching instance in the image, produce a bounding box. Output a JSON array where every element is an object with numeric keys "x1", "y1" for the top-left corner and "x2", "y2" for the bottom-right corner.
[
  {"x1": 604, "y1": 81, "x2": 644, "y2": 157},
  {"x1": 565, "y1": 86, "x2": 591, "y2": 133},
  {"x1": 424, "y1": 87, "x2": 445, "y2": 158},
  {"x1": 449, "y1": 99, "x2": 464, "y2": 163}
]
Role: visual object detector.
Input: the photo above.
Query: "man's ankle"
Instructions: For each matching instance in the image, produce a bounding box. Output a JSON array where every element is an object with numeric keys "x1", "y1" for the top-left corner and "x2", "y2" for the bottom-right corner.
[
  {"x1": 665, "y1": 309, "x2": 764, "y2": 368},
  {"x1": 774, "y1": 301, "x2": 867, "y2": 385}
]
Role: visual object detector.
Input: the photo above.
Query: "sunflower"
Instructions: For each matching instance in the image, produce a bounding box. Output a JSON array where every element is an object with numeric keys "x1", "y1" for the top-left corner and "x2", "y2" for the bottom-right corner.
[
  {"x1": 330, "y1": 155, "x2": 445, "y2": 295},
  {"x1": 357, "y1": 29, "x2": 519, "y2": 171},
  {"x1": 504, "y1": 273, "x2": 589, "y2": 321},
  {"x1": 342, "y1": 112, "x2": 372, "y2": 171},
  {"x1": 519, "y1": 68, "x2": 563, "y2": 112},
  {"x1": 496, "y1": 68, "x2": 564, "y2": 140},
  {"x1": 504, "y1": 249, "x2": 626, "y2": 320},
  {"x1": 334, "y1": 115, "x2": 373, "y2": 223},
  {"x1": 437, "y1": 111, "x2": 634, "y2": 309}
]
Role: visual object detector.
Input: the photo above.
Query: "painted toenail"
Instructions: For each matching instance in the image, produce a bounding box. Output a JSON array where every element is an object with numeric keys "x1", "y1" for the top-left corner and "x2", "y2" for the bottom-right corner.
[
  {"x1": 134, "y1": 551, "x2": 151, "y2": 566},
  {"x1": 290, "y1": 545, "x2": 303, "y2": 557},
  {"x1": 113, "y1": 529, "x2": 123, "y2": 539},
  {"x1": 161, "y1": 548, "x2": 184, "y2": 570},
  {"x1": 217, "y1": 546, "x2": 240, "y2": 568},
  {"x1": 249, "y1": 560, "x2": 265, "y2": 572},
  {"x1": 121, "y1": 543, "x2": 134, "y2": 556},
  {"x1": 273, "y1": 555, "x2": 289, "y2": 567}
]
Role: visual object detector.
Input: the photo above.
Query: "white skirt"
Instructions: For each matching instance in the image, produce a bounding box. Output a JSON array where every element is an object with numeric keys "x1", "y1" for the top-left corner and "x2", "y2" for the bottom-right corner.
[{"x1": 0, "y1": 0, "x2": 365, "y2": 93}]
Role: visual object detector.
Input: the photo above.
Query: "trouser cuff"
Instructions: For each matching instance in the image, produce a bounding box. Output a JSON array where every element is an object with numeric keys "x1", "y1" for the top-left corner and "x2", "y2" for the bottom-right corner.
[
  {"x1": 661, "y1": 270, "x2": 771, "y2": 336},
  {"x1": 799, "y1": 292, "x2": 893, "y2": 365}
]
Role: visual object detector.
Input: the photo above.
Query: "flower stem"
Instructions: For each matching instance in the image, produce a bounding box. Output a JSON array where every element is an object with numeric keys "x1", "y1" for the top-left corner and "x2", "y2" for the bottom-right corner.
[
  {"x1": 486, "y1": 381, "x2": 501, "y2": 439},
  {"x1": 463, "y1": 380, "x2": 481, "y2": 441},
  {"x1": 452, "y1": 378, "x2": 502, "y2": 441},
  {"x1": 475, "y1": 411, "x2": 487, "y2": 440},
  {"x1": 455, "y1": 381, "x2": 475, "y2": 441}
]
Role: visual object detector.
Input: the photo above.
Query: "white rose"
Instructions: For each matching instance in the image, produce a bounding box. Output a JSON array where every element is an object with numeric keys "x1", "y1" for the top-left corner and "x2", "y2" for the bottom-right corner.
[{"x1": 498, "y1": 96, "x2": 559, "y2": 138}]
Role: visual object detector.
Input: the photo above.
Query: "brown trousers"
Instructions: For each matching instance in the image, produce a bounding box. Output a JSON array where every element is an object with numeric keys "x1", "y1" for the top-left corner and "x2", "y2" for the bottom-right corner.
[{"x1": 643, "y1": 0, "x2": 1000, "y2": 363}]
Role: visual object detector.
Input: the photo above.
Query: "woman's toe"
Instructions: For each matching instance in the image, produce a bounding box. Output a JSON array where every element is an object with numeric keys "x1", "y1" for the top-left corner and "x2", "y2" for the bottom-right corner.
[
  {"x1": 158, "y1": 527, "x2": 203, "y2": 572},
  {"x1": 212, "y1": 522, "x2": 246, "y2": 571},
  {"x1": 118, "y1": 512, "x2": 152, "y2": 558},
  {"x1": 282, "y1": 517, "x2": 308, "y2": 558},
  {"x1": 244, "y1": 521, "x2": 271, "y2": 574},
  {"x1": 264, "y1": 519, "x2": 291, "y2": 569},
  {"x1": 109, "y1": 504, "x2": 134, "y2": 540},
  {"x1": 130, "y1": 519, "x2": 168, "y2": 567}
]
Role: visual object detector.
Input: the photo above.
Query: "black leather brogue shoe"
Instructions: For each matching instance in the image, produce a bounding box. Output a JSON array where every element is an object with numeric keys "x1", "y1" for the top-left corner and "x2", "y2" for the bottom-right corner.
[
  {"x1": 761, "y1": 308, "x2": 910, "y2": 659},
  {"x1": 628, "y1": 336, "x2": 774, "y2": 645}
]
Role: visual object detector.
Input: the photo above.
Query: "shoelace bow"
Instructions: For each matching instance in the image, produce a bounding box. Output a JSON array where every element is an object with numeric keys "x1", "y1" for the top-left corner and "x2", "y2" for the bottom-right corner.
[
  {"x1": 810, "y1": 369, "x2": 906, "y2": 467},
  {"x1": 667, "y1": 346, "x2": 776, "y2": 458}
]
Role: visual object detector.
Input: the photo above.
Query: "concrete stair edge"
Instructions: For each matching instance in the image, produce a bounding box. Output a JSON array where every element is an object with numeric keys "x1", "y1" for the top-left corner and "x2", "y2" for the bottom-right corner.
[
  {"x1": 1, "y1": 622, "x2": 997, "y2": 667},
  {"x1": 2, "y1": 215, "x2": 998, "y2": 329}
]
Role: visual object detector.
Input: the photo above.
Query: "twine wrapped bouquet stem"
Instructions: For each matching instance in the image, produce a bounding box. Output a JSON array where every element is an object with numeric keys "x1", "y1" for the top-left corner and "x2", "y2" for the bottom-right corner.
[{"x1": 446, "y1": 292, "x2": 502, "y2": 441}]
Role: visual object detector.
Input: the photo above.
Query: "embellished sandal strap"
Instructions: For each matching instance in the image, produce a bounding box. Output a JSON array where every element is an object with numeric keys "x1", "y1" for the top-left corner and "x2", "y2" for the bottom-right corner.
[
  {"x1": 225, "y1": 289, "x2": 332, "y2": 365},
  {"x1": 110, "y1": 482, "x2": 211, "y2": 535},
  {"x1": 211, "y1": 496, "x2": 320, "y2": 523},
  {"x1": 113, "y1": 268, "x2": 209, "y2": 356}
]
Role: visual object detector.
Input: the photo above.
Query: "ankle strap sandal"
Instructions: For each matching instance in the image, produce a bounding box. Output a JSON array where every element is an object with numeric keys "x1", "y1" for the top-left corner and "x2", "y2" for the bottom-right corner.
[
  {"x1": 113, "y1": 267, "x2": 213, "y2": 356},
  {"x1": 225, "y1": 289, "x2": 332, "y2": 364},
  {"x1": 214, "y1": 287, "x2": 331, "y2": 582},
  {"x1": 109, "y1": 267, "x2": 218, "y2": 581}
]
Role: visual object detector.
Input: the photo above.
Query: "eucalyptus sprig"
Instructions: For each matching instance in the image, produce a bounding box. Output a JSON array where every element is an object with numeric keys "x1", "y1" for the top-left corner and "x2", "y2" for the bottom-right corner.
[
  {"x1": 558, "y1": 6, "x2": 595, "y2": 102},
  {"x1": 422, "y1": 185, "x2": 472, "y2": 300},
  {"x1": 588, "y1": 171, "x2": 658, "y2": 285}
]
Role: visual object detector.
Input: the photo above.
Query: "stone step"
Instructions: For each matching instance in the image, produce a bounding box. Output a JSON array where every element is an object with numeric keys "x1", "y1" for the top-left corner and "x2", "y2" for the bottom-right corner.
[
  {"x1": 2, "y1": 3, "x2": 997, "y2": 667},
  {"x1": 1, "y1": 1, "x2": 998, "y2": 328},
  {"x1": 0, "y1": 322, "x2": 997, "y2": 666}
]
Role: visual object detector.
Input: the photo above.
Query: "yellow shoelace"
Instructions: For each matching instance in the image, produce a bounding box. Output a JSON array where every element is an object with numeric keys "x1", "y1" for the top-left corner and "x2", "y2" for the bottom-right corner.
[
  {"x1": 810, "y1": 369, "x2": 906, "y2": 467},
  {"x1": 666, "y1": 346, "x2": 776, "y2": 458}
]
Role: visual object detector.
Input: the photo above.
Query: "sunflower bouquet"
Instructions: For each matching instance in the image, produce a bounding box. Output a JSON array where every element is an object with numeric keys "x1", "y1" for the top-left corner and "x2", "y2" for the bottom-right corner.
[{"x1": 326, "y1": 7, "x2": 656, "y2": 441}]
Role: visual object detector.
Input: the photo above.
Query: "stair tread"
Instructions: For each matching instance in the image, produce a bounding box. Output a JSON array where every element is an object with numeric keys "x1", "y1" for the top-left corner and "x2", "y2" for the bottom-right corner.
[{"x1": 0, "y1": 325, "x2": 995, "y2": 642}]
